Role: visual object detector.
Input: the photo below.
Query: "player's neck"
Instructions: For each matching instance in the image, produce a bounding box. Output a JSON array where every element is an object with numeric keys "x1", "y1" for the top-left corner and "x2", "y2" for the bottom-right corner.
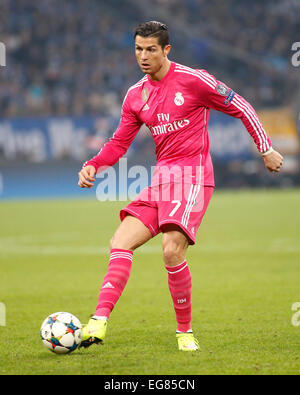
[{"x1": 148, "y1": 59, "x2": 171, "y2": 81}]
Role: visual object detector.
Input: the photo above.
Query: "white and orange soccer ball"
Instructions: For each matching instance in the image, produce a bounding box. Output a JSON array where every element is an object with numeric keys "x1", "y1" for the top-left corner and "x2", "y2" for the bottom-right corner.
[{"x1": 40, "y1": 312, "x2": 82, "y2": 354}]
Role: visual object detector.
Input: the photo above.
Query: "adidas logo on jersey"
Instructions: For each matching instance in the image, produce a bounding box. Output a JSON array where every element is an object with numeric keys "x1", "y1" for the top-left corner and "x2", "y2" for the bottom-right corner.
[
  {"x1": 102, "y1": 282, "x2": 115, "y2": 289},
  {"x1": 142, "y1": 103, "x2": 150, "y2": 111}
]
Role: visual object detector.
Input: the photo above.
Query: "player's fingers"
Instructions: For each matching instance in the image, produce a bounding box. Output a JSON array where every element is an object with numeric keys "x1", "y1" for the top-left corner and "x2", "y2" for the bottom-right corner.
[
  {"x1": 87, "y1": 169, "x2": 96, "y2": 182},
  {"x1": 78, "y1": 172, "x2": 86, "y2": 185},
  {"x1": 276, "y1": 155, "x2": 283, "y2": 164},
  {"x1": 81, "y1": 169, "x2": 95, "y2": 182},
  {"x1": 81, "y1": 179, "x2": 94, "y2": 187},
  {"x1": 78, "y1": 172, "x2": 94, "y2": 187},
  {"x1": 89, "y1": 167, "x2": 96, "y2": 178},
  {"x1": 267, "y1": 165, "x2": 277, "y2": 173},
  {"x1": 268, "y1": 159, "x2": 283, "y2": 172},
  {"x1": 79, "y1": 180, "x2": 94, "y2": 188},
  {"x1": 78, "y1": 170, "x2": 89, "y2": 181},
  {"x1": 87, "y1": 175, "x2": 96, "y2": 182},
  {"x1": 78, "y1": 179, "x2": 87, "y2": 188},
  {"x1": 278, "y1": 153, "x2": 284, "y2": 161}
]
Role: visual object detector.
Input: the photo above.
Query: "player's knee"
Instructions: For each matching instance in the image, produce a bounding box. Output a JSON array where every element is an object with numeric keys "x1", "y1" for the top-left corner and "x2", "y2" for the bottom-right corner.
[
  {"x1": 110, "y1": 235, "x2": 135, "y2": 251},
  {"x1": 162, "y1": 240, "x2": 186, "y2": 266},
  {"x1": 110, "y1": 235, "x2": 126, "y2": 250},
  {"x1": 162, "y1": 228, "x2": 189, "y2": 266}
]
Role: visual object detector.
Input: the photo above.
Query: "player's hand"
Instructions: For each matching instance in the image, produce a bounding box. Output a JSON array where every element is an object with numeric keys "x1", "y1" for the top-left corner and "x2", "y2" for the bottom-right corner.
[
  {"x1": 263, "y1": 150, "x2": 283, "y2": 173},
  {"x1": 78, "y1": 165, "x2": 96, "y2": 188}
]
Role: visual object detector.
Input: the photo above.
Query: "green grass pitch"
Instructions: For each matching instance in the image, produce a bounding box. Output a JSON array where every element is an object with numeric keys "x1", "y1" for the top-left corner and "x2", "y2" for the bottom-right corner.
[{"x1": 0, "y1": 189, "x2": 299, "y2": 375}]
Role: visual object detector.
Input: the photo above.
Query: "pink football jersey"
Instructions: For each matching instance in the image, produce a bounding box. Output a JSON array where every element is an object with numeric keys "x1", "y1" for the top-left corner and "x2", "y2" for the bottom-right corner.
[{"x1": 84, "y1": 62, "x2": 272, "y2": 187}]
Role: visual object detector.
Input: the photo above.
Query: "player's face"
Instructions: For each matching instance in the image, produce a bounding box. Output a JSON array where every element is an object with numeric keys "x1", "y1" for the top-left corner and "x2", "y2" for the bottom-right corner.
[{"x1": 135, "y1": 36, "x2": 171, "y2": 76}]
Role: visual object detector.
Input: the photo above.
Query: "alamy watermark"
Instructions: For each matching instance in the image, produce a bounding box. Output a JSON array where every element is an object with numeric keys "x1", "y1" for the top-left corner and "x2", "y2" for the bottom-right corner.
[
  {"x1": 0, "y1": 42, "x2": 6, "y2": 67},
  {"x1": 291, "y1": 42, "x2": 300, "y2": 67},
  {"x1": 291, "y1": 302, "x2": 300, "y2": 327},
  {"x1": 0, "y1": 303, "x2": 6, "y2": 326},
  {"x1": 94, "y1": 159, "x2": 205, "y2": 213}
]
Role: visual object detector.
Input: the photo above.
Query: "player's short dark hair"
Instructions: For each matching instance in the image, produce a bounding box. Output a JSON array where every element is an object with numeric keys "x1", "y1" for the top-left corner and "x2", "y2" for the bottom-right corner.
[{"x1": 134, "y1": 21, "x2": 170, "y2": 49}]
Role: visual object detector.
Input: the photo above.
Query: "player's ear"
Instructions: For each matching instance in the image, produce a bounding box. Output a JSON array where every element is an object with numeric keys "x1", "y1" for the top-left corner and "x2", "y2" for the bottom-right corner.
[{"x1": 164, "y1": 44, "x2": 171, "y2": 57}]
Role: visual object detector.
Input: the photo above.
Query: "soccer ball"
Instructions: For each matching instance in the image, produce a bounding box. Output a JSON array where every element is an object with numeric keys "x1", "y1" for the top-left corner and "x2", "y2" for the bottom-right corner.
[{"x1": 40, "y1": 312, "x2": 82, "y2": 354}]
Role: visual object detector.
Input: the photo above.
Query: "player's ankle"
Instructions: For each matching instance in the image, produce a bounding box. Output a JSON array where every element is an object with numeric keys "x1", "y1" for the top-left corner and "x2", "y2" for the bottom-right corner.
[
  {"x1": 92, "y1": 315, "x2": 108, "y2": 321},
  {"x1": 93, "y1": 307, "x2": 110, "y2": 320},
  {"x1": 177, "y1": 323, "x2": 192, "y2": 333}
]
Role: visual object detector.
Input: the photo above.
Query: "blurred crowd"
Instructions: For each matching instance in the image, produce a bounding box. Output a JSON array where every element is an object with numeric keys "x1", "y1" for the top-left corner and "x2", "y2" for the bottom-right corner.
[
  {"x1": 163, "y1": 0, "x2": 299, "y2": 108},
  {"x1": 0, "y1": 0, "x2": 299, "y2": 118}
]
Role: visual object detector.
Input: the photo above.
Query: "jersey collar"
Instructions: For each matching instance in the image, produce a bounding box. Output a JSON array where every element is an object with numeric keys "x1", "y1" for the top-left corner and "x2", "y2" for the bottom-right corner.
[{"x1": 146, "y1": 61, "x2": 175, "y2": 86}]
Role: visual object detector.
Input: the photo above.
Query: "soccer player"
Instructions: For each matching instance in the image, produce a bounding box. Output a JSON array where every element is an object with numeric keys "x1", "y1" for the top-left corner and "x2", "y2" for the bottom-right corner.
[{"x1": 78, "y1": 21, "x2": 283, "y2": 351}]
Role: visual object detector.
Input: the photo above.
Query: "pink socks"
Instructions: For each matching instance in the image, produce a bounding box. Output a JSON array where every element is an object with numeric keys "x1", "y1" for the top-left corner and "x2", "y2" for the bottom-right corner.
[
  {"x1": 95, "y1": 249, "x2": 133, "y2": 318},
  {"x1": 94, "y1": 250, "x2": 192, "y2": 333},
  {"x1": 165, "y1": 261, "x2": 192, "y2": 333}
]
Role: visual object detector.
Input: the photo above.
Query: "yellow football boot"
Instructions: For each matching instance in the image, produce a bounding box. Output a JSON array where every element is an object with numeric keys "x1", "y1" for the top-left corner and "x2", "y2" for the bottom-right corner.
[
  {"x1": 80, "y1": 318, "x2": 107, "y2": 348},
  {"x1": 176, "y1": 332, "x2": 200, "y2": 351}
]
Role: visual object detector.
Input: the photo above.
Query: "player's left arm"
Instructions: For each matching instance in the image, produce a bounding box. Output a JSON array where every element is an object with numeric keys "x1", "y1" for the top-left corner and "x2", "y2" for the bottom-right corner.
[
  {"x1": 262, "y1": 148, "x2": 283, "y2": 173},
  {"x1": 195, "y1": 70, "x2": 283, "y2": 173}
]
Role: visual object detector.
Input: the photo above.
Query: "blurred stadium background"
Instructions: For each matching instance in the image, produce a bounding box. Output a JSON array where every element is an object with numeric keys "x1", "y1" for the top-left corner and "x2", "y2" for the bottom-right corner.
[
  {"x1": 0, "y1": 0, "x2": 299, "y2": 199},
  {"x1": 1, "y1": 0, "x2": 300, "y2": 376}
]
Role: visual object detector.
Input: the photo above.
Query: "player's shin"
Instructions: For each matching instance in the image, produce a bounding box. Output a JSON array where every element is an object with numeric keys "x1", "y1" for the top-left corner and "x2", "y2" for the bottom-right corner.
[
  {"x1": 94, "y1": 248, "x2": 133, "y2": 319},
  {"x1": 165, "y1": 261, "x2": 192, "y2": 333}
]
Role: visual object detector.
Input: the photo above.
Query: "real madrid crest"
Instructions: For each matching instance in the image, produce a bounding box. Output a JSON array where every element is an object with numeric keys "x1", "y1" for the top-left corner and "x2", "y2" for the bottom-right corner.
[{"x1": 174, "y1": 92, "x2": 184, "y2": 106}]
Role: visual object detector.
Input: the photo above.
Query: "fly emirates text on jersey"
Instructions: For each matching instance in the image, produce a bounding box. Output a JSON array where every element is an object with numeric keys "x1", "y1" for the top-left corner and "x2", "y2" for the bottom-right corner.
[{"x1": 147, "y1": 113, "x2": 190, "y2": 136}]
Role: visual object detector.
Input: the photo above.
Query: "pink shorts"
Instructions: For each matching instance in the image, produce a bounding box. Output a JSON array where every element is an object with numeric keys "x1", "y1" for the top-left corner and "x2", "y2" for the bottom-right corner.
[{"x1": 120, "y1": 183, "x2": 214, "y2": 245}]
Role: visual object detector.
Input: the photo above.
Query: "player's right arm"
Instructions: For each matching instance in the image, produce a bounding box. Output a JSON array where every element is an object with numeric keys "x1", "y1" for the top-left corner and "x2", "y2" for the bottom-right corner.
[
  {"x1": 78, "y1": 165, "x2": 96, "y2": 188},
  {"x1": 78, "y1": 91, "x2": 142, "y2": 188}
]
